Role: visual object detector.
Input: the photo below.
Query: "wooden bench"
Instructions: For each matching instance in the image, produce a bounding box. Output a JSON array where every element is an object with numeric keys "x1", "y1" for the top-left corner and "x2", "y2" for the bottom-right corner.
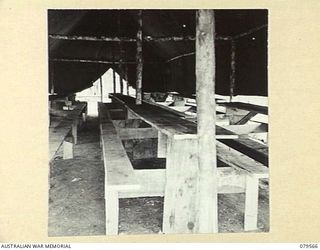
[
  {"x1": 108, "y1": 94, "x2": 269, "y2": 233},
  {"x1": 218, "y1": 101, "x2": 268, "y2": 125},
  {"x1": 49, "y1": 102, "x2": 87, "y2": 161},
  {"x1": 98, "y1": 102, "x2": 167, "y2": 235},
  {"x1": 219, "y1": 138, "x2": 268, "y2": 167}
]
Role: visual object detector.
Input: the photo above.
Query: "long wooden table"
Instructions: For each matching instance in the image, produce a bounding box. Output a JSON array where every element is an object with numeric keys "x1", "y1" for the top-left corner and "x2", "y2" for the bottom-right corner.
[
  {"x1": 110, "y1": 94, "x2": 268, "y2": 232},
  {"x1": 110, "y1": 94, "x2": 237, "y2": 139},
  {"x1": 218, "y1": 101, "x2": 268, "y2": 115},
  {"x1": 49, "y1": 102, "x2": 87, "y2": 161}
]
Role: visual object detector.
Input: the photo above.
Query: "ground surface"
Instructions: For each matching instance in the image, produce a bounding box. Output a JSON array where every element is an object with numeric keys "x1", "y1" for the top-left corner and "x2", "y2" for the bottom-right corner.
[{"x1": 48, "y1": 116, "x2": 269, "y2": 237}]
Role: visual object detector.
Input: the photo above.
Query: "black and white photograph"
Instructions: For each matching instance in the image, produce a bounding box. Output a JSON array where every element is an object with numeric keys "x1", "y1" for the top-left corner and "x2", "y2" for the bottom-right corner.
[{"x1": 48, "y1": 9, "x2": 269, "y2": 236}]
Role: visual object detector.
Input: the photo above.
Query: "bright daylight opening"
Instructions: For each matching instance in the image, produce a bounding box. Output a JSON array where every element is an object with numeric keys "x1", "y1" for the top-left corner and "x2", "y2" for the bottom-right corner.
[{"x1": 75, "y1": 68, "x2": 136, "y2": 116}]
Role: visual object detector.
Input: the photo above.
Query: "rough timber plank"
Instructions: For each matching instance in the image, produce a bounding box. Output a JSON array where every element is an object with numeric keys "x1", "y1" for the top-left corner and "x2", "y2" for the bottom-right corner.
[
  {"x1": 162, "y1": 137, "x2": 199, "y2": 234},
  {"x1": 110, "y1": 94, "x2": 237, "y2": 139},
  {"x1": 98, "y1": 102, "x2": 140, "y2": 192},
  {"x1": 219, "y1": 102, "x2": 268, "y2": 115},
  {"x1": 119, "y1": 169, "x2": 166, "y2": 198},
  {"x1": 116, "y1": 127, "x2": 158, "y2": 140},
  {"x1": 219, "y1": 138, "x2": 268, "y2": 166},
  {"x1": 100, "y1": 129, "x2": 139, "y2": 192},
  {"x1": 216, "y1": 140, "x2": 268, "y2": 178}
]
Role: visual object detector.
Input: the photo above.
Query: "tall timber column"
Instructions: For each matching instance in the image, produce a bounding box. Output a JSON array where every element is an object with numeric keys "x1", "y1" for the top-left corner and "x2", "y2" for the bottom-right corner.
[
  {"x1": 135, "y1": 10, "x2": 143, "y2": 105},
  {"x1": 118, "y1": 11, "x2": 124, "y2": 94},
  {"x1": 112, "y1": 55, "x2": 116, "y2": 94},
  {"x1": 119, "y1": 58, "x2": 124, "y2": 94},
  {"x1": 125, "y1": 64, "x2": 130, "y2": 95},
  {"x1": 100, "y1": 77, "x2": 103, "y2": 102},
  {"x1": 229, "y1": 39, "x2": 236, "y2": 101},
  {"x1": 195, "y1": 9, "x2": 218, "y2": 233}
]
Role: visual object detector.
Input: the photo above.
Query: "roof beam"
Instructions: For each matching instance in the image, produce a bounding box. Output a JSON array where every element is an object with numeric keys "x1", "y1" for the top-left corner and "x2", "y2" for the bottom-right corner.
[
  {"x1": 232, "y1": 24, "x2": 267, "y2": 40},
  {"x1": 50, "y1": 58, "x2": 137, "y2": 64},
  {"x1": 48, "y1": 34, "x2": 231, "y2": 42},
  {"x1": 50, "y1": 58, "x2": 162, "y2": 64}
]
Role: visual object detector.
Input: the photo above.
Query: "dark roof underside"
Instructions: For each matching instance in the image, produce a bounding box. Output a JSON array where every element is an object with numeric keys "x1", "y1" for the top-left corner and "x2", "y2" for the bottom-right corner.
[{"x1": 48, "y1": 9, "x2": 268, "y2": 97}]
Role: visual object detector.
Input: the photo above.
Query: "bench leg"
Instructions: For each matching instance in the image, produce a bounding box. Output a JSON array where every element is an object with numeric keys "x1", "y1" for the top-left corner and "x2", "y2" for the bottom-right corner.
[
  {"x1": 72, "y1": 119, "x2": 78, "y2": 144},
  {"x1": 63, "y1": 140, "x2": 73, "y2": 159},
  {"x1": 106, "y1": 190, "x2": 119, "y2": 235},
  {"x1": 244, "y1": 175, "x2": 259, "y2": 231},
  {"x1": 157, "y1": 131, "x2": 167, "y2": 158},
  {"x1": 82, "y1": 112, "x2": 87, "y2": 122}
]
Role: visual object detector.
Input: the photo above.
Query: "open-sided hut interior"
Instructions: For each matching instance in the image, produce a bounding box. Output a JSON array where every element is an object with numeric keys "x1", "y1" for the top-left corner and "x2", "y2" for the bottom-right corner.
[{"x1": 48, "y1": 9, "x2": 268, "y2": 236}]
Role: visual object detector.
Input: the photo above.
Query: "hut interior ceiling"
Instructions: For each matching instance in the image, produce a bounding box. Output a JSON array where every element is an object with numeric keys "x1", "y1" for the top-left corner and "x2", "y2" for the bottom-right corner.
[{"x1": 48, "y1": 9, "x2": 267, "y2": 97}]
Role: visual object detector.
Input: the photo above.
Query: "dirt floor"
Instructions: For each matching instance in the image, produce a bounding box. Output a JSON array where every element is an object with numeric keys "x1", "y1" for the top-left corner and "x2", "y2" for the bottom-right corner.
[{"x1": 48, "y1": 116, "x2": 269, "y2": 237}]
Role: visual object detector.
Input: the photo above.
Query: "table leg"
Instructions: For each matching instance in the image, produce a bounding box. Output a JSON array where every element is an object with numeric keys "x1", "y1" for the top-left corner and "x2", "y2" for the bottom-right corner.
[{"x1": 244, "y1": 175, "x2": 259, "y2": 231}]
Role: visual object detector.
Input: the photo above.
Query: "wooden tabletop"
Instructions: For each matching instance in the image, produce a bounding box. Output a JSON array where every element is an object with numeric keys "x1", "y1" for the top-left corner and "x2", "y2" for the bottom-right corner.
[
  {"x1": 108, "y1": 96, "x2": 268, "y2": 177},
  {"x1": 110, "y1": 94, "x2": 237, "y2": 139},
  {"x1": 218, "y1": 102, "x2": 268, "y2": 115}
]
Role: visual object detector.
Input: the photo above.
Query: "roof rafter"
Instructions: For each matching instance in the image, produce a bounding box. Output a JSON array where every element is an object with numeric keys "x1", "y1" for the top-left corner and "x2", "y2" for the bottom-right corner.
[
  {"x1": 232, "y1": 24, "x2": 268, "y2": 40},
  {"x1": 48, "y1": 34, "x2": 231, "y2": 42}
]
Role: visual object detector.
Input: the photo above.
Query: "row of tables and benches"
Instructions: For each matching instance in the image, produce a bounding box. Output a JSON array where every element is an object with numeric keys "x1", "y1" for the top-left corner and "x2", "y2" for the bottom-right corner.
[{"x1": 98, "y1": 94, "x2": 269, "y2": 234}]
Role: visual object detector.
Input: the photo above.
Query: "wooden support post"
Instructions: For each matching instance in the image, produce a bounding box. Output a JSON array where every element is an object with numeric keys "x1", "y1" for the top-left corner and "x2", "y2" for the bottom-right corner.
[
  {"x1": 195, "y1": 9, "x2": 218, "y2": 233},
  {"x1": 125, "y1": 64, "x2": 129, "y2": 95},
  {"x1": 100, "y1": 77, "x2": 103, "y2": 102},
  {"x1": 157, "y1": 131, "x2": 167, "y2": 157},
  {"x1": 244, "y1": 175, "x2": 259, "y2": 231},
  {"x1": 136, "y1": 10, "x2": 143, "y2": 105},
  {"x1": 82, "y1": 112, "x2": 87, "y2": 122},
  {"x1": 118, "y1": 11, "x2": 124, "y2": 95},
  {"x1": 112, "y1": 53, "x2": 116, "y2": 93},
  {"x1": 229, "y1": 39, "x2": 236, "y2": 101},
  {"x1": 50, "y1": 63, "x2": 54, "y2": 94},
  {"x1": 163, "y1": 137, "x2": 199, "y2": 233},
  {"x1": 72, "y1": 119, "x2": 78, "y2": 144},
  {"x1": 105, "y1": 190, "x2": 119, "y2": 235},
  {"x1": 63, "y1": 140, "x2": 73, "y2": 159},
  {"x1": 119, "y1": 64, "x2": 124, "y2": 94}
]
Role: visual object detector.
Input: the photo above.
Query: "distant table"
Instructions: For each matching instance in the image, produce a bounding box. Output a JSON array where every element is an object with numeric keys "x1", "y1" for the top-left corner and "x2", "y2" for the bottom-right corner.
[
  {"x1": 49, "y1": 102, "x2": 87, "y2": 161},
  {"x1": 218, "y1": 102, "x2": 268, "y2": 115}
]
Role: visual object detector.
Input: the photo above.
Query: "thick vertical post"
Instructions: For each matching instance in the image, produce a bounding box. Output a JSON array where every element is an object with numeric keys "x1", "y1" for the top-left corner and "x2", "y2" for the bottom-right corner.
[
  {"x1": 50, "y1": 63, "x2": 54, "y2": 94},
  {"x1": 136, "y1": 10, "x2": 143, "y2": 104},
  {"x1": 119, "y1": 61, "x2": 124, "y2": 94},
  {"x1": 125, "y1": 64, "x2": 129, "y2": 95},
  {"x1": 112, "y1": 51, "x2": 116, "y2": 93},
  {"x1": 229, "y1": 39, "x2": 236, "y2": 101},
  {"x1": 118, "y1": 11, "x2": 124, "y2": 95},
  {"x1": 195, "y1": 9, "x2": 218, "y2": 233},
  {"x1": 100, "y1": 77, "x2": 103, "y2": 102},
  {"x1": 163, "y1": 136, "x2": 199, "y2": 233}
]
